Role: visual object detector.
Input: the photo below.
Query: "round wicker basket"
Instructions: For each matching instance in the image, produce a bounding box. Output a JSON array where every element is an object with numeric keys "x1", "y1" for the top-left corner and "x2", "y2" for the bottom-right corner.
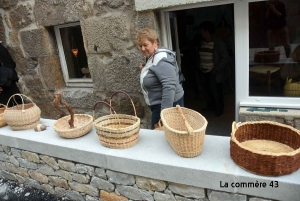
[
  {"x1": 230, "y1": 121, "x2": 300, "y2": 176},
  {"x1": 53, "y1": 114, "x2": 93, "y2": 138},
  {"x1": 93, "y1": 91, "x2": 140, "y2": 149},
  {"x1": 3, "y1": 94, "x2": 41, "y2": 130},
  {"x1": 0, "y1": 104, "x2": 7, "y2": 127},
  {"x1": 284, "y1": 78, "x2": 300, "y2": 97},
  {"x1": 161, "y1": 106, "x2": 208, "y2": 158}
]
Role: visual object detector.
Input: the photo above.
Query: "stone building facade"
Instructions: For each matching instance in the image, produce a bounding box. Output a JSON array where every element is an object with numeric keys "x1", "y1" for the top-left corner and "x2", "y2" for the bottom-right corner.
[{"x1": 0, "y1": 0, "x2": 156, "y2": 128}]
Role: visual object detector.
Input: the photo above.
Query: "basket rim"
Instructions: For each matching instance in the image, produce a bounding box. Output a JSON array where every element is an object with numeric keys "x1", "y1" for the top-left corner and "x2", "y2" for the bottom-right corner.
[
  {"x1": 161, "y1": 107, "x2": 208, "y2": 135},
  {"x1": 53, "y1": 114, "x2": 93, "y2": 132},
  {"x1": 93, "y1": 113, "x2": 140, "y2": 131},
  {"x1": 231, "y1": 121, "x2": 300, "y2": 156}
]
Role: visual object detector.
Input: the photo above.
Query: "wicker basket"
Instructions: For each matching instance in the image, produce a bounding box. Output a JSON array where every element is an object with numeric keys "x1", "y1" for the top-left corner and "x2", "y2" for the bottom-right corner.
[
  {"x1": 3, "y1": 94, "x2": 41, "y2": 130},
  {"x1": 53, "y1": 114, "x2": 93, "y2": 138},
  {"x1": 254, "y1": 50, "x2": 279, "y2": 63},
  {"x1": 93, "y1": 91, "x2": 140, "y2": 149},
  {"x1": 230, "y1": 121, "x2": 300, "y2": 176},
  {"x1": 0, "y1": 104, "x2": 7, "y2": 127},
  {"x1": 284, "y1": 77, "x2": 300, "y2": 97},
  {"x1": 161, "y1": 105, "x2": 208, "y2": 158}
]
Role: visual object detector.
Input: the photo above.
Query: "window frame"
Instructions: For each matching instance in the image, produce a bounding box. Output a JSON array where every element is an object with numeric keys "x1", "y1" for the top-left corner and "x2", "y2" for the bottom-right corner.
[{"x1": 54, "y1": 22, "x2": 93, "y2": 88}]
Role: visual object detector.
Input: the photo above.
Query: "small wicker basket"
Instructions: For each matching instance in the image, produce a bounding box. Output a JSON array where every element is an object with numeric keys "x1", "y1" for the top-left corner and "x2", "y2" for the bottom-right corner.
[
  {"x1": 284, "y1": 77, "x2": 300, "y2": 97},
  {"x1": 93, "y1": 91, "x2": 140, "y2": 149},
  {"x1": 161, "y1": 105, "x2": 208, "y2": 158},
  {"x1": 230, "y1": 121, "x2": 300, "y2": 176},
  {"x1": 0, "y1": 104, "x2": 7, "y2": 127},
  {"x1": 3, "y1": 94, "x2": 41, "y2": 130}
]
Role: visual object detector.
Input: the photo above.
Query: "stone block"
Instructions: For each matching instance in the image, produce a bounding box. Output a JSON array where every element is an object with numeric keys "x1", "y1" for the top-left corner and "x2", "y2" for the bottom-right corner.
[
  {"x1": 0, "y1": 161, "x2": 6, "y2": 171},
  {"x1": 65, "y1": 190, "x2": 85, "y2": 201},
  {"x1": 21, "y1": 151, "x2": 40, "y2": 163},
  {"x1": 38, "y1": 56, "x2": 65, "y2": 90},
  {"x1": 24, "y1": 177, "x2": 41, "y2": 189},
  {"x1": 37, "y1": 164, "x2": 56, "y2": 176},
  {"x1": 60, "y1": 88, "x2": 96, "y2": 109},
  {"x1": 0, "y1": 152, "x2": 8, "y2": 162},
  {"x1": 8, "y1": 156, "x2": 19, "y2": 167},
  {"x1": 19, "y1": 168, "x2": 29, "y2": 178},
  {"x1": 174, "y1": 195, "x2": 194, "y2": 201},
  {"x1": 100, "y1": 190, "x2": 128, "y2": 201},
  {"x1": 58, "y1": 160, "x2": 76, "y2": 173},
  {"x1": 76, "y1": 164, "x2": 95, "y2": 176},
  {"x1": 5, "y1": 163, "x2": 19, "y2": 174},
  {"x1": 23, "y1": 76, "x2": 44, "y2": 89},
  {"x1": 9, "y1": 4, "x2": 33, "y2": 30},
  {"x1": 72, "y1": 172, "x2": 88, "y2": 183},
  {"x1": 28, "y1": 170, "x2": 49, "y2": 184},
  {"x1": 18, "y1": 158, "x2": 38, "y2": 169},
  {"x1": 133, "y1": 11, "x2": 157, "y2": 36},
  {"x1": 1, "y1": 146, "x2": 10, "y2": 154},
  {"x1": 1, "y1": 170, "x2": 16, "y2": 181},
  {"x1": 40, "y1": 155, "x2": 59, "y2": 170},
  {"x1": 49, "y1": 176, "x2": 69, "y2": 189},
  {"x1": 207, "y1": 190, "x2": 247, "y2": 201},
  {"x1": 42, "y1": 184, "x2": 55, "y2": 195},
  {"x1": 154, "y1": 192, "x2": 175, "y2": 201},
  {"x1": 86, "y1": 54, "x2": 106, "y2": 91},
  {"x1": 168, "y1": 183, "x2": 205, "y2": 199},
  {"x1": 86, "y1": 195, "x2": 99, "y2": 201},
  {"x1": 90, "y1": 176, "x2": 115, "y2": 192},
  {"x1": 55, "y1": 187, "x2": 66, "y2": 197},
  {"x1": 0, "y1": 15, "x2": 6, "y2": 45},
  {"x1": 106, "y1": 170, "x2": 135, "y2": 185},
  {"x1": 16, "y1": 175, "x2": 25, "y2": 184},
  {"x1": 35, "y1": 102, "x2": 62, "y2": 119},
  {"x1": 11, "y1": 148, "x2": 21, "y2": 158},
  {"x1": 68, "y1": 181, "x2": 99, "y2": 197},
  {"x1": 116, "y1": 185, "x2": 153, "y2": 201},
  {"x1": 81, "y1": 14, "x2": 128, "y2": 53},
  {"x1": 0, "y1": 0, "x2": 17, "y2": 8},
  {"x1": 95, "y1": 168, "x2": 106, "y2": 179},
  {"x1": 20, "y1": 28, "x2": 56, "y2": 57},
  {"x1": 136, "y1": 176, "x2": 167, "y2": 191},
  {"x1": 105, "y1": 51, "x2": 144, "y2": 93},
  {"x1": 34, "y1": 0, "x2": 82, "y2": 27},
  {"x1": 56, "y1": 170, "x2": 72, "y2": 181}
]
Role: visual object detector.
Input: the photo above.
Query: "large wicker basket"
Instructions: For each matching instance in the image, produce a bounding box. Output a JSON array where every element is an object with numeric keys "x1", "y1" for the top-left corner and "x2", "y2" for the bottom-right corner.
[
  {"x1": 0, "y1": 104, "x2": 7, "y2": 127},
  {"x1": 161, "y1": 105, "x2": 208, "y2": 158},
  {"x1": 230, "y1": 121, "x2": 300, "y2": 176},
  {"x1": 254, "y1": 50, "x2": 280, "y2": 63},
  {"x1": 53, "y1": 114, "x2": 93, "y2": 138},
  {"x1": 3, "y1": 94, "x2": 41, "y2": 130},
  {"x1": 284, "y1": 77, "x2": 300, "y2": 97},
  {"x1": 93, "y1": 91, "x2": 140, "y2": 149}
]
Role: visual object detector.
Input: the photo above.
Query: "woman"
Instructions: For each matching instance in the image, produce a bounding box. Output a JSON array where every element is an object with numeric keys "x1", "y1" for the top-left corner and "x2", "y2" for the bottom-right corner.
[{"x1": 135, "y1": 28, "x2": 184, "y2": 129}]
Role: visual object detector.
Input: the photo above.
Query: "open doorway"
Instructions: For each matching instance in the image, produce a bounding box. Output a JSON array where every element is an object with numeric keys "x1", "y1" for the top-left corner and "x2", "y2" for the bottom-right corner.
[{"x1": 166, "y1": 4, "x2": 235, "y2": 136}]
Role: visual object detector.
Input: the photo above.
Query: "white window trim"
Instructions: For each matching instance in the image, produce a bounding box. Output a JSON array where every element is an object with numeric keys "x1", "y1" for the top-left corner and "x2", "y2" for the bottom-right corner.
[
  {"x1": 160, "y1": 0, "x2": 300, "y2": 122},
  {"x1": 54, "y1": 22, "x2": 93, "y2": 88}
]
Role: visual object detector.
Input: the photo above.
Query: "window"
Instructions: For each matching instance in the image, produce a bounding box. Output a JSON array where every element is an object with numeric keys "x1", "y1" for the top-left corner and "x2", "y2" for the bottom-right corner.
[{"x1": 54, "y1": 22, "x2": 92, "y2": 87}]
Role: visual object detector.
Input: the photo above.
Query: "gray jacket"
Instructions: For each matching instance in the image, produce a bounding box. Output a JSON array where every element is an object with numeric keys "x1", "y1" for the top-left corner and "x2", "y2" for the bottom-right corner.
[
  {"x1": 199, "y1": 37, "x2": 231, "y2": 83},
  {"x1": 140, "y1": 48, "x2": 184, "y2": 110}
]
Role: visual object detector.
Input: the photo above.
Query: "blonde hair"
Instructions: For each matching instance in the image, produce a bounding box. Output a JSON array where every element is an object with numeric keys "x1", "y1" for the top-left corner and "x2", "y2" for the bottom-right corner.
[{"x1": 135, "y1": 28, "x2": 160, "y2": 46}]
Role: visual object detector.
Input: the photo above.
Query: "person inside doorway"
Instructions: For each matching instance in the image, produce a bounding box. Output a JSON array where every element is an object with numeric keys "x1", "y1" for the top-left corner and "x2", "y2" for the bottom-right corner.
[
  {"x1": 198, "y1": 21, "x2": 230, "y2": 117},
  {"x1": 265, "y1": 0, "x2": 291, "y2": 58}
]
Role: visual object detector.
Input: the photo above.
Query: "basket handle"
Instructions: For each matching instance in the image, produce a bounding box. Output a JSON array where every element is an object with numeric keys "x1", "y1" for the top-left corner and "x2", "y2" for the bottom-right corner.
[
  {"x1": 110, "y1": 90, "x2": 137, "y2": 116},
  {"x1": 0, "y1": 104, "x2": 7, "y2": 109},
  {"x1": 6, "y1": 93, "x2": 35, "y2": 110},
  {"x1": 93, "y1": 101, "x2": 120, "y2": 125},
  {"x1": 176, "y1": 105, "x2": 193, "y2": 135}
]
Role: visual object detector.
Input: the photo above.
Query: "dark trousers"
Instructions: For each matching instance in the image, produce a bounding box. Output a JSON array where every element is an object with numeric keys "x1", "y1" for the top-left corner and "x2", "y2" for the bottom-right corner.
[
  {"x1": 201, "y1": 71, "x2": 224, "y2": 114},
  {"x1": 149, "y1": 95, "x2": 184, "y2": 129},
  {"x1": 0, "y1": 82, "x2": 21, "y2": 107}
]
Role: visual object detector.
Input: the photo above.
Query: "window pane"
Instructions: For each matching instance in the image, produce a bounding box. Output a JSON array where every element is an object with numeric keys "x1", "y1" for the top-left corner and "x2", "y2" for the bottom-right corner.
[
  {"x1": 249, "y1": 0, "x2": 300, "y2": 97},
  {"x1": 59, "y1": 25, "x2": 89, "y2": 79}
]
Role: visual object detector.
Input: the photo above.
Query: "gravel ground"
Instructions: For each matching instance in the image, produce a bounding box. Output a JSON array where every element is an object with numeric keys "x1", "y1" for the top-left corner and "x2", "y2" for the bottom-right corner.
[{"x1": 0, "y1": 178, "x2": 70, "y2": 201}]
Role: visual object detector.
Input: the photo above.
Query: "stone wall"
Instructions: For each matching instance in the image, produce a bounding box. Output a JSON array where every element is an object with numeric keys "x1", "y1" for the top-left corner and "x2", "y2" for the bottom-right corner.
[
  {"x1": 0, "y1": 144, "x2": 274, "y2": 201},
  {"x1": 0, "y1": 0, "x2": 158, "y2": 128}
]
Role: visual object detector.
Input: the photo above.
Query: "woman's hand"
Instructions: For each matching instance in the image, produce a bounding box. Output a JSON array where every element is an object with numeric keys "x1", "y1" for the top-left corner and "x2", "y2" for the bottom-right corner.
[{"x1": 139, "y1": 62, "x2": 146, "y2": 70}]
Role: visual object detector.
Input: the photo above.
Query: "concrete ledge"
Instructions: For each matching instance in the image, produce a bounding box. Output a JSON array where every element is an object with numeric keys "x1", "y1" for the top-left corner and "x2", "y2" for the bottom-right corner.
[{"x1": 0, "y1": 118, "x2": 299, "y2": 200}]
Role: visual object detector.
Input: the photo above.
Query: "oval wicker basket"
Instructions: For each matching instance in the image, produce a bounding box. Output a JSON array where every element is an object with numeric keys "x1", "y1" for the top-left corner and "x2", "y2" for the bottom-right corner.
[
  {"x1": 3, "y1": 94, "x2": 41, "y2": 130},
  {"x1": 284, "y1": 77, "x2": 300, "y2": 97},
  {"x1": 161, "y1": 105, "x2": 208, "y2": 158},
  {"x1": 53, "y1": 114, "x2": 93, "y2": 138},
  {"x1": 0, "y1": 104, "x2": 7, "y2": 127},
  {"x1": 230, "y1": 121, "x2": 300, "y2": 176},
  {"x1": 93, "y1": 91, "x2": 140, "y2": 149}
]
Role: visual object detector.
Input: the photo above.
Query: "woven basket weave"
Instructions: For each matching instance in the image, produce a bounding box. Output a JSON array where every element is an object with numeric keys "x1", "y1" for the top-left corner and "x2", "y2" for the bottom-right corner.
[
  {"x1": 0, "y1": 104, "x2": 7, "y2": 127},
  {"x1": 53, "y1": 114, "x2": 93, "y2": 138},
  {"x1": 161, "y1": 105, "x2": 208, "y2": 158},
  {"x1": 93, "y1": 91, "x2": 140, "y2": 149},
  {"x1": 284, "y1": 77, "x2": 300, "y2": 97},
  {"x1": 230, "y1": 121, "x2": 300, "y2": 176},
  {"x1": 3, "y1": 94, "x2": 41, "y2": 130}
]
